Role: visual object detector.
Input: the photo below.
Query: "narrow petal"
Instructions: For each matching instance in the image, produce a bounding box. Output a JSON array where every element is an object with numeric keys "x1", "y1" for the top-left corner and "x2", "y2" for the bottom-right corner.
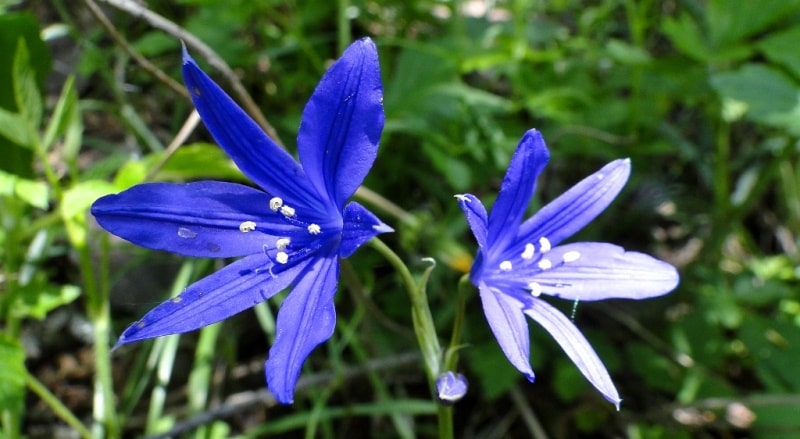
[
  {"x1": 478, "y1": 282, "x2": 535, "y2": 381},
  {"x1": 297, "y1": 38, "x2": 384, "y2": 208},
  {"x1": 528, "y1": 242, "x2": 679, "y2": 301},
  {"x1": 487, "y1": 130, "x2": 550, "y2": 253},
  {"x1": 114, "y1": 253, "x2": 310, "y2": 347},
  {"x1": 518, "y1": 158, "x2": 630, "y2": 248},
  {"x1": 339, "y1": 201, "x2": 393, "y2": 258},
  {"x1": 266, "y1": 250, "x2": 340, "y2": 404},
  {"x1": 524, "y1": 298, "x2": 621, "y2": 408},
  {"x1": 455, "y1": 193, "x2": 489, "y2": 249},
  {"x1": 91, "y1": 181, "x2": 294, "y2": 258},
  {"x1": 182, "y1": 49, "x2": 322, "y2": 211}
]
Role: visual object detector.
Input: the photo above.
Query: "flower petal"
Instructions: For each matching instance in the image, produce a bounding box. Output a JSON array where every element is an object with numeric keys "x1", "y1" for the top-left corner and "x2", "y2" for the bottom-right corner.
[
  {"x1": 487, "y1": 130, "x2": 550, "y2": 254},
  {"x1": 182, "y1": 49, "x2": 322, "y2": 211},
  {"x1": 517, "y1": 158, "x2": 630, "y2": 248},
  {"x1": 340, "y1": 201, "x2": 393, "y2": 258},
  {"x1": 478, "y1": 282, "x2": 535, "y2": 381},
  {"x1": 266, "y1": 250, "x2": 340, "y2": 404},
  {"x1": 530, "y1": 242, "x2": 679, "y2": 301},
  {"x1": 455, "y1": 193, "x2": 489, "y2": 249},
  {"x1": 297, "y1": 38, "x2": 384, "y2": 208},
  {"x1": 524, "y1": 298, "x2": 621, "y2": 408},
  {"x1": 114, "y1": 253, "x2": 310, "y2": 347},
  {"x1": 91, "y1": 181, "x2": 294, "y2": 258}
]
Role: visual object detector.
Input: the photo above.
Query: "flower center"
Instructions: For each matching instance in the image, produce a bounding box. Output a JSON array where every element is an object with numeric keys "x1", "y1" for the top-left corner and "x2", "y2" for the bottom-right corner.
[{"x1": 490, "y1": 236, "x2": 582, "y2": 297}]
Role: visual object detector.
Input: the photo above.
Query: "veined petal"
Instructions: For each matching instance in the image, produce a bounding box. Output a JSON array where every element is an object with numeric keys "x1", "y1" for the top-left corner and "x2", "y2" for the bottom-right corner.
[
  {"x1": 478, "y1": 282, "x2": 535, "y2": 381},
  {"x1": 529, "y1": 242, "x2": 679, "y2": 301},
  {"x1": 266, "y1": 250, "x2": 340, "y2": 404},
  {"x1": 518, "y1": 158, "x2": 630, "y2": 248},
  {"x1": 524, "y1": 298, "x2": 621, "y2": 408},
  {"x1": 114, "y1": 253, "x2": 310, "y2": 347},
  {"x1": 455, "y1": 193, "x2": 489, "y2": 249},
  {"x1": 488, "y1": 130, "x2": 550, "y2": 253},
  {"x1": 182, "y1": 49, "x2": 322, "y2": 211},
  {"x1": 92, "y1": 181, "x2": 296, "y2": 258},
  {"x1": 340, "y1": 201, "x2": 393, "y2": 258},
  {"x1": 297, "y1": 38, "x2": 384, "y2": 208}
]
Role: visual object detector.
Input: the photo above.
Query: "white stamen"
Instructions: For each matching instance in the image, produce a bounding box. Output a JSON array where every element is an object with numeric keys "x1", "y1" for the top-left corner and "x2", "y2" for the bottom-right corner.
[
  {"x1": 269, "y1": 197, "x2": 283, "y2": 211},
  {"x1": 538, "y1": 237, "x2": 551, "y2": 253},
  {"x1": 499, "y1": 260, "x2": 513, "y2": 272},
  {"x1": 280, "y1": 205, "x2": 296, "y2": 217},
  {"x1": 307, "y1": 223, "x2": 321, "y2": 235},
  {"x1": 538, "y1": 258, "x2": 552, "y2": 270},
  {"x1": 528, "y1": 282, "x2": 542, "y2": 297},
  {"x1": 276, "y1": 251, "x2": 289, "y2": 264},
  {"x1": 454, "y1": 194, "x2": 470, "y2": 202},
  {"x1": 521, "y1": 243, "x2": 535, "y2": 260},
  {"x1": 563, "y1": 251, "x2": 581, "y2": 263},
  {"x1": 239, "y1": 221, "x2": 256, "y2": 233},
  {"x1": 275, "y1": 238, "x2": 291, "y2": 250}
]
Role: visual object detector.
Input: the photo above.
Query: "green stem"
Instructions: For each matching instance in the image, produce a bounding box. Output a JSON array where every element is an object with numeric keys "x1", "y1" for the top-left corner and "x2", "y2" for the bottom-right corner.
[
  {"x1": 443, "y1": 275, "x2": 471, "y2": 372},
  {"x1": 337, "y1": 0, "x2": 351, "y2": 54},
  {"x1": 25, "y1": 370, "x2": 92, "y2": 439}
]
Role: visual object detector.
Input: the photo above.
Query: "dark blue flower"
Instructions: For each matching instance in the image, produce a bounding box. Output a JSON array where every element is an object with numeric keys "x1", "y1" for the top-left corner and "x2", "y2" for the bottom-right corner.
[
  {"x1": 456, "y1": 129, "x2": 679, "y2": 408},
  {"x1": 91, "y1": 38, "x2": 391, "y2": 404}
]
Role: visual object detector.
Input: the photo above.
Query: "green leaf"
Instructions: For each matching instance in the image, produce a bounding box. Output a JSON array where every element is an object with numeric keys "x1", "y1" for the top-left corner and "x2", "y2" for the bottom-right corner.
[
  {"x1": 12, "y1": 38, "x2": 42, "y2": 133},
  {"x1": 60, "y1": 180, "x2": 117, "y2": 247},
  {"x1": 14, "y1": 177, "x2": 49, "y2": 209},
  {"x1": 0, "y1": 106, "x2": 30, "y2": 147},
  {"x1": 707, "y1": 0, "x2": 800, "y2": 48},
  {"x1": 758, "y1": 26, "x2": 800, "y2": 79},
  {"x1": 42, "y1": 76, "x2": 79, "y2": 152},
  {"x1": 0, "y1": 334, "x2": 26, "y2": 413},
  {"x1": 145, "y1": 143, "x2": 247, "y2": 182},
  {"x1": 12, "y1": 284, "x2": 81, "y2": 320}
]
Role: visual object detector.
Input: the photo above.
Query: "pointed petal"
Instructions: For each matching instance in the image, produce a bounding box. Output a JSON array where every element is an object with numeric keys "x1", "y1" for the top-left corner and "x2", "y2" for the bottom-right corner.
[
  {"x1": 455, "y1": 193, "x2": 489, "y2": 249},
  {"x1": 340, "y1": 201, "x2": 392, "y2": 258},
  {"x1": 266, "y1": 251, "x2": 340, "y2": 404},
  {"x1": 182, "y1": 49, "x2": 322, "y2": 211},
  {"x1": 114, "y1": 253, "x2": 310, "y2": 347},
  {"x1": 91, "y1": 181, "x2": 294, "y2": 258},
  {"x1": 297, "y1": 38, "x2": 384, "y2": 208},
  {"x1": 529, "y1": 242, "x2": 679, "y2": 301},
  {"x1": 524, "y1": 298, "x2": 620, "y2": 408},
  {"x1": 518, "y1": 158, "x2": 630, "y2": 248},
  {"x1": 478, "y1": 282, "x2": 535, "y2": 381},
  {"x1": 488, "y1": 130, "x2": 550, "y2": 253}
]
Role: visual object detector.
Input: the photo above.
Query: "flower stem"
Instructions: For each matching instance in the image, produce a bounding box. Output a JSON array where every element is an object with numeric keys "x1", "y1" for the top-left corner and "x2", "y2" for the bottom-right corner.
[{"x1": 25, "y1": 370, "x2": 92, "y2": 439}]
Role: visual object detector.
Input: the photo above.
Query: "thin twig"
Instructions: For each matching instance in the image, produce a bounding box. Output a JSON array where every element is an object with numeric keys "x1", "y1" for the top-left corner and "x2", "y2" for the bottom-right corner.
[
  {"x1": 83, "y1": 0, "x2": 189, "y2": 99},
  {"x1": 145, "y1": 352, "x2": 421, "y2": 439},
  {"x1": 145, "y1": 109, "x2": 201, "y2": 181},
  {"x1": 97, "y1": 0, "x2": 284, "y2": 147}
]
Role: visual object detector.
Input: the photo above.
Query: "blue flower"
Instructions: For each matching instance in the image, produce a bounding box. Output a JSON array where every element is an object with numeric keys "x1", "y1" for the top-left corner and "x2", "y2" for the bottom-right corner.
[
  {"x1": 456, "y1": 129, "x2": 679, "y2": 408},
  {"x1": 435, "y1": 371, "x2": 468, "y2": 405},
  {"x1": 91, "y1": 38, "x2": 391, "y2": 404}
]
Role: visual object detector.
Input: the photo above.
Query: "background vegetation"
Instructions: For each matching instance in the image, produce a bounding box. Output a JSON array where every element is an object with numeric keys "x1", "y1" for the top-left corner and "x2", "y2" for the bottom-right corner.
[{"x1": 2, "y1": 0, "x2": 800, "y2": 437}]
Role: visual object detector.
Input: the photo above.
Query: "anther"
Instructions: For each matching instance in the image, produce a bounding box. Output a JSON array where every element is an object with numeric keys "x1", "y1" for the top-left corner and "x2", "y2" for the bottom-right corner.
[
  {"x1": 538, "y1": 259, "x2": 552, "y2": 270},
  {"x1": 239, "y1": 221, "x2": 256, "y2": 233},
  {"x1": 269, "y1": 197, "x2": 283, "y2": 212},
  {"x1": 563, "y1": 251, "x2": 581, "y2": 263},
  {"x1": 307, "y1": 224, "x2": 321, "y2": 235},
  {"x1": 528, "y1": 282, "x2": 542, "y2": 297},
  {"x1": 276, "y1": 252, "x2": 289, "y2": 264},
  {"x1": 538, "y1": 237, "x2": 551, "y2": 253},
  {"x1": 280, "y1": 205, "x2": 296, "y2": 217},
  {"x1": 499, "y1": 260, "x2": 513, "y2": 272},
  {"x1": 521, "y1": 243, "x2": 535, "y2": 260},
  {"x1": 275, "y1": 238, "x2": 291, "y2": 250}
]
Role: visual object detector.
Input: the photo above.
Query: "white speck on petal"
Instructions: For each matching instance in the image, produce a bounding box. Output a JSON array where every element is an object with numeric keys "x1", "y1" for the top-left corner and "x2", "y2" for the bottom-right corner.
[
  {"x1": 499, "y1": 260, "x2": 513, "y2": 271},
  {"x1": 178, "y1": 227, "x2": 197, "y2": 239},
  {"x1": 280, "y1": 205, "x2": 296, "y2": 217},
  {"x1": 521, "y1": 243, "x2": 535, "y2": 260},
  {"x1": 597, "y1": 173, "x2": 604, "y2": 180},
  {"x1": 275, "y1": 238, "x2": 291, "y2": 250},
  {"x1": 269, "y1": 197, "x2": 283, "y2": 211},
  {"x1": 307, "y1": 224, "x2": 321, "y2": 235},
  {"x1": 528, "y1": 282, "x2": 542, "y2": 296},
  {"x1": 538, "y1": 237, "x2": 551, "y2": 253},
  {"x1": 239, "y1": 221, "x2": 256, "y2": 233},
  {"x1": 563, "y1": 251, "x2": 581, "y2": 263},
  {"x1": 538, "y1": 258, "x2": 552, "y2": 270},
  {"x1": 276, "y1": 252, "x2": 289, "y2": 264}
]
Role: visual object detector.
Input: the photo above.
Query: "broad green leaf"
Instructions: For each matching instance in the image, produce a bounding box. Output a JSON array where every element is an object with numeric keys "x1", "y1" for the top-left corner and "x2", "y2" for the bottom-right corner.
[
  {"x1": 661, "y1": 15, "x2": 710, "y2": 62},
  {"x1": 758, "y1": 26, "x2": 800, "y2": 79},
  {"x1": 0, "y1": 106, "x2": 30, "y2": 147},
  {"x1": 42, "y1": 75, "x2": 79, "y2": 151},
  {"x1": 0, "y1": 334, "x2": 26, "y2": 413},
  {"x1": 606, "y1": 39, "x2": 652, "y2": 66},
  {"x1": 707, "y1": 0, "x2": 800, "y2": 48},
  {"x1": 144, "y1": 143, "x2": 246, "y2": 182},
  {"x1": 11, "y1": 284, "x2": 81, "y2": 320},
  {"x1": 60, "y1": 180, "x2": 117, "y2": 247},
  {"x1": 14, "y1": 177, "x2": 49, "y2": 209},
  {"x1": 12, "y1": 39, "x2": 43, "y2": 133}
]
